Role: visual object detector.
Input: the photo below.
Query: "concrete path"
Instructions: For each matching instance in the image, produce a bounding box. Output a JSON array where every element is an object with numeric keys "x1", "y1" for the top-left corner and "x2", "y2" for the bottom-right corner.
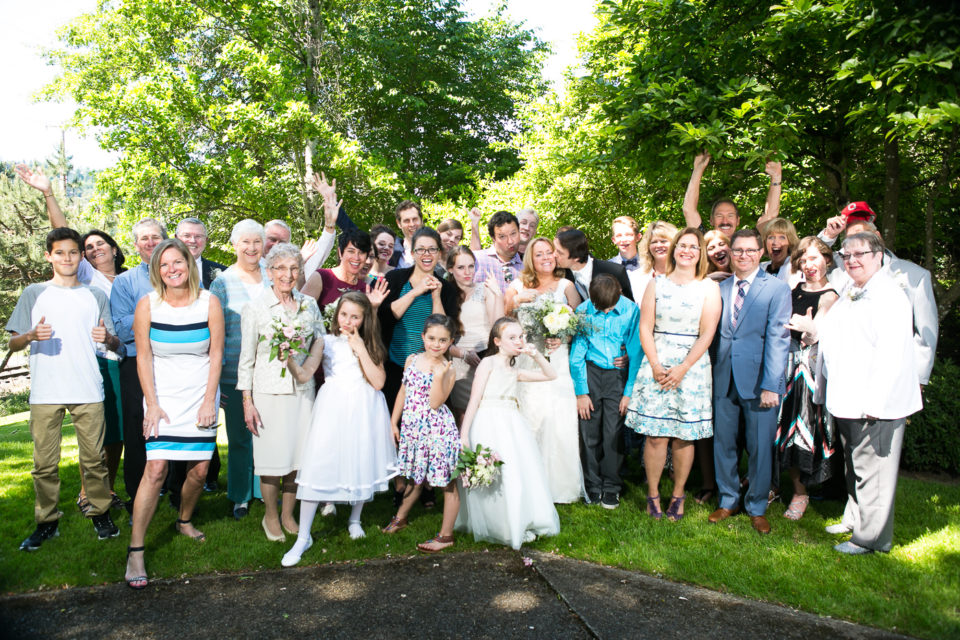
[{"x1": 0, "y1": 550, "x2": 910, "y2": 639}]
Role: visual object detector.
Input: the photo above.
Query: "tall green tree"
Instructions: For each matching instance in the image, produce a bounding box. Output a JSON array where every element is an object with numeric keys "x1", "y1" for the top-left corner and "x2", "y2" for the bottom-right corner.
[
  {"x1": 44, "y1": 0, "x2": 547, "y2": 241},
  {"x1": 577, "y1": 0, "x2": 959, "y2": 321}
]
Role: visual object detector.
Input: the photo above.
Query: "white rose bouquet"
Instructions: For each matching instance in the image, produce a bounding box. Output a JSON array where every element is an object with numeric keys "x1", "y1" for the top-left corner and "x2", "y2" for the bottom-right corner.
[{"x1": 516, "y1": 295, "x2": 586, "y2": 346}]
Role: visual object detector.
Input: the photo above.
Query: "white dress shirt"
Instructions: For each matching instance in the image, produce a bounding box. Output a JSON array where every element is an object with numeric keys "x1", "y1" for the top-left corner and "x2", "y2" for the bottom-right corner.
[
  {"x1": 570, "y1": 257, "x2": 594, "y2": 298},
  {"x1": 728, "y1": 267, "x2": 760, "y2": 310},
  {"x1": 818, "y1": 270, "x2": 922, "y2": 420}
]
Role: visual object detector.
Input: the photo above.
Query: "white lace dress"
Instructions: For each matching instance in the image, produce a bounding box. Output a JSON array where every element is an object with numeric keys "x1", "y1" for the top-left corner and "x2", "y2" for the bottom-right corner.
[{"x1": 510, "y1": 279, "x2": 584, "y2": 503}]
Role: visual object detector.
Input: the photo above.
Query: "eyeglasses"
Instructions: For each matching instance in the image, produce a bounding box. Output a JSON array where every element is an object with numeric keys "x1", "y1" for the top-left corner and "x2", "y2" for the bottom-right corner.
[
  {"x1": 730, "y1": 248, "x2": 761, "y2": 256},
  {"x1": 413, "y1": 247, "x2": 440, "y2": 256},
  {"x1": 839, "y1": 250, "x2": 877, "y2": 262},
  {"x1": 676, "y1": 243, "x2": 700, "y2": 252}
]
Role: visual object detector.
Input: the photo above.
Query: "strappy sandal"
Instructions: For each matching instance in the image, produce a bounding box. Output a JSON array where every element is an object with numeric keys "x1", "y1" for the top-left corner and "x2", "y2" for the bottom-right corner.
[
  {"x1": 784, "y1": 494, "x2": 810, "y2": 521},
  {"x1": 381, "y1": 516, "x2": 408, "y2": 534},
  {"x1": 125, "y1": 546, "x2": 147, "y2": 590},
  {"x1": 175, "y1": 518, "x2": 206, "y2": 542},
  {"x1": 76, "y1": 493, "x2": 92, "y2": 516},
  {"x1": 694, "y1": 488, "x2": 715, "y2": 505},
  {"x1": 417, "y1": 534, "x2": 454, "y2": 554},
  {"x1": 646, "y1": 495, "x2": 662, "y2": 520},
  {"x1": 665, "y1": 495, "x2": 686, "y2": 522}
]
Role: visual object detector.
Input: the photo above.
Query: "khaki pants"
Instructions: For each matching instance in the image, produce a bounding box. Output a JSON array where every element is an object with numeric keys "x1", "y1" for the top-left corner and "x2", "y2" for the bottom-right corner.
[{"x1": 30, "y1": 403, "x2": 111, "y2": 523}]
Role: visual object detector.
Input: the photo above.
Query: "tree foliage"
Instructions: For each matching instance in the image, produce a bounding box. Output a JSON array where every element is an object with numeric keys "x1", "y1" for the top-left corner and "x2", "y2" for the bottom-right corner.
[
  {"x1": 489, "y1": 0, "x2": 959, "y2": 331},
  {"x1": 44, "y1": 0, "x2": 547, "y2": 245}
]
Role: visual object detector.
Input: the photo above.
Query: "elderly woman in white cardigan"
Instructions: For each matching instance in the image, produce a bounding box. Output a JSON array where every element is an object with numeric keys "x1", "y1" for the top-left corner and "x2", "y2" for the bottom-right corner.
[
  {"x1": 794, "y1": 231, "x2": 922, "y2": 555},
  {"x1": 237, "y1": 243, "x2": 325, "y2": 542}
]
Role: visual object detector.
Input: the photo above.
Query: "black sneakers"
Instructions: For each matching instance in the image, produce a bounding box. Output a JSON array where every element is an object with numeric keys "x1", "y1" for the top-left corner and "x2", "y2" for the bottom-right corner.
[
  {"x1": 92, "y1": 512, "x2": 120, "y2": 540},
  {"x1": 20, "y1": 521, "x2": 59, "y2": 551},
  {"x1": 601, "y1": 492, "x2": 620, "y2": 510}
]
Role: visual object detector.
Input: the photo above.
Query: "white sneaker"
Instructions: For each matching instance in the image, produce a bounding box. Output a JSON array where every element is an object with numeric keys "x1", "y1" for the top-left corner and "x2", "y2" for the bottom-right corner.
[
  {"x1": 824, "y1": 523, "x2": 853, "y2": 535},
  {"x1": 321, "y1": 503, "x2": 336, "y2": 517},
  {"x1": 834, "y1": 540, "x2": 873, "y2": 555},
  {"x1": 281, "y1": 535, "x2": 313, "y2": 568}
]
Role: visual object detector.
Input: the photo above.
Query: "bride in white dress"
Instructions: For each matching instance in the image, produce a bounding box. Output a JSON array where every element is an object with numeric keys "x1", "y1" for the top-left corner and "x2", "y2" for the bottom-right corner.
[
  {"x1": 455, "y1": 317, "x2": 560, "y2": 549},
  {"x1": 503, "y1": 237, "x2": 584, "y2": 504}
]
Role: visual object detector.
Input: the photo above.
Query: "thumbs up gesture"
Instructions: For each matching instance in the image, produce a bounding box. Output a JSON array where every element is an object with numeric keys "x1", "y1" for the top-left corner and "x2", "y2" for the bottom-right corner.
[
  {"x1": 91, "y1": 319, "x2": 107, "y2": 343},
  {"x1": 33, "y1": 316, "x2": 52, "y2": 341},
  {"x1": 785, "y1": 307, "x2": 817, "y2": 345}
]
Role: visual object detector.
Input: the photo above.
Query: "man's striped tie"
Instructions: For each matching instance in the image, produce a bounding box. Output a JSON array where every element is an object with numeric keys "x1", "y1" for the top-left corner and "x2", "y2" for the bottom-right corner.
[{"x1": 732, "y1": 279, "x2": 747, "y2": 329}]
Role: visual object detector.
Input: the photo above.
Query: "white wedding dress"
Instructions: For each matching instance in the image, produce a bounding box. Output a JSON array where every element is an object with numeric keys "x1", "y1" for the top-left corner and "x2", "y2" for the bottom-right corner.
[
  {"x1": 455, "y1": 359, "x2": 560, "y2": 549},
  {"x1": 510, "y1": 279, "x2": 584, "y2": 503}
]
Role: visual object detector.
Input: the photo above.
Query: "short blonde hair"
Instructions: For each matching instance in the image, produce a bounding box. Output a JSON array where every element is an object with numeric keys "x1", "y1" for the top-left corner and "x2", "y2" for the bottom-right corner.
[
  {"x1": 761, "y1": 218, "x2": 800, "y2": 257},
  {"x1": 638, "y1": 220, "x2": 678, "y2": 273},
  {"x1": 611, "y1": 216, "x2": 639, "y2": 236},
  {"x1": 149, "y1": 239, "x2": 200, "y2": 302}
]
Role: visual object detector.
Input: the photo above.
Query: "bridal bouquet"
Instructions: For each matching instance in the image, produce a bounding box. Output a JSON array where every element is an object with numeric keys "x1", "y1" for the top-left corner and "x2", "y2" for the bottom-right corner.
[
  {"x1": 260, "y1": 310, "x2": 311, "y2": 377},
  {"x1": 453, "y1": 444, "x2": 504, "y2": 489},
  {"x1": 321, "y1": 301, "x2": 338, "y2": 330},
  {"x1": 516, "y1": 295, "x2": 586, "y2": 344}
]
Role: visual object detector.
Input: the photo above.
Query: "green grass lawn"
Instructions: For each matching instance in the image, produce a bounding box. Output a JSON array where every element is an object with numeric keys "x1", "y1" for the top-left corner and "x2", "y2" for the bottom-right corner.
[{"x1": 1, "y1": 416, "x2": 958, "y2": 639}]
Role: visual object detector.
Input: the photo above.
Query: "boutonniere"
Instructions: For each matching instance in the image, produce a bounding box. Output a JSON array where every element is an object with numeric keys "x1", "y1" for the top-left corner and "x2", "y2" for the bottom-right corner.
[
  {"x1": 847, "y1": 287, "x2": 865, "y2": 302},
  {"x1": 891, "y1": 269, "x2": 909, "y2": 291}
]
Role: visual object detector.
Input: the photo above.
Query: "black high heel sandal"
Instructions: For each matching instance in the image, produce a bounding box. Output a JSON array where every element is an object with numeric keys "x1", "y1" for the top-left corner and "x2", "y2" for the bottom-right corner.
[{"x1": 125, "y1": 546, "x2": 147, "y2": 590}]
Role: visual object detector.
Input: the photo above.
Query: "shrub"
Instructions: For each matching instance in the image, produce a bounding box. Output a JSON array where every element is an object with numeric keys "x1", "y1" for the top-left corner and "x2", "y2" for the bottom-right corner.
[{"x1": 902, "y1": 358, "x2": 960, "y2": 475}]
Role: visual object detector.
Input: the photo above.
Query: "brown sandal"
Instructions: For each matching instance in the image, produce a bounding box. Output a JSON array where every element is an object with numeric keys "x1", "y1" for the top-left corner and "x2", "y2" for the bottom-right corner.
[
  {"x1": 381, "y1": 516, "x2": 408, "y2": 534},
  {"x1": 417, "y1": 534, "x2": 454, "y2": 554}
]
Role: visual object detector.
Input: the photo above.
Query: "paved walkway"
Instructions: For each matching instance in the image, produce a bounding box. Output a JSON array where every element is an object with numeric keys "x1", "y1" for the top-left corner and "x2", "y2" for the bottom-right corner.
[{"x1": 0, "y1": 550, "x2": 909, "y2": 639}]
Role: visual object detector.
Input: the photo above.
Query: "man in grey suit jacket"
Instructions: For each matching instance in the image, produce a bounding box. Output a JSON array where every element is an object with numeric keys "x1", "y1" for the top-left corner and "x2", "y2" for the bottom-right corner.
[
  {"x1": 709, "y1": 229, "x2": 791, "y2": 534},
  {"x1": 820, "y1": 216, "x2": 938, "y2": 385}
]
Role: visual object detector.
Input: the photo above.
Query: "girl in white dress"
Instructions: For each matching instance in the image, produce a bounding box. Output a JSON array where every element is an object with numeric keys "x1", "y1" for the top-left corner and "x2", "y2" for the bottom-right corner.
[
  {"x1": 281, "y1": 292, "x2": 397, "y2": 567},
  {"x1": 503, "y1": 237, "x2": 583, "y2": 503},
  {"x1": 456, "y1": 318, "x2": 561, "y2": 549}
]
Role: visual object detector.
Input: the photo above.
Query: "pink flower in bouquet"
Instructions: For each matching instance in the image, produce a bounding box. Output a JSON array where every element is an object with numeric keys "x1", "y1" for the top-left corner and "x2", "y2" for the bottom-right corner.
[
  {"x1": 282, "y1": 326, "x2": 296, "y2": 339},
  {"x1": 280, "y1": 341, "x2": 290, "y2": 352}
]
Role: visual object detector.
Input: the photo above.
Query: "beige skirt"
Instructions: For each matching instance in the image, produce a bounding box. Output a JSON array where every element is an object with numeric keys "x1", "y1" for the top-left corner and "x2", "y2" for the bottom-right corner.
[{"x1": 251, "y1": 388, "x2": 315, "y2": 476}]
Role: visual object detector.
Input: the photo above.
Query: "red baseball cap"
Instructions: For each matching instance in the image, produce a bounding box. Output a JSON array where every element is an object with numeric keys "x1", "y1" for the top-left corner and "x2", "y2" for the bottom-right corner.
[{"x1": 843, "y1": 201, "x2": 876, "y2": 224}]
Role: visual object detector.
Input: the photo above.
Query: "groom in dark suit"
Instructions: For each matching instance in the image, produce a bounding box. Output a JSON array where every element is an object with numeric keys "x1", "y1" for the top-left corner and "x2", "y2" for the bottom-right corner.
[
  {"x1": 709, "y1": 228, "x2": 791, "y2": 534},
  {"x1": 553, "y1": 227, "x2": 634, "y2": 302}
]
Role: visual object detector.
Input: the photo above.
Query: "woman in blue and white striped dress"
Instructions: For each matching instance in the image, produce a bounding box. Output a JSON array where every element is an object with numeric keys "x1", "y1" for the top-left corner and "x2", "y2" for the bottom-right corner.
[{"x1": 124, "y1": 238, "x2": 224, "y2": 590}]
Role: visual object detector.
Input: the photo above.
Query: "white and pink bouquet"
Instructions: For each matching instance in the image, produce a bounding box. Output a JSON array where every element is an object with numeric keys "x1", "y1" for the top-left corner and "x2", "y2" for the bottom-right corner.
[
  {"x1": 259, "y1": 312, "x2": 310, "y2": 377},
  {"x1": 453, "y1": 444, "x2": 504, "y2": 489}
]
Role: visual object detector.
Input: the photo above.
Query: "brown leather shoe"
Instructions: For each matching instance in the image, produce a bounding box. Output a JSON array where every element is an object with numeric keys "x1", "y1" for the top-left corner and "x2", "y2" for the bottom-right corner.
[
  {"x1": 708, "y1": 506, "x2": 740, "y2": 523},
  {"x1": 750, "y1": 515, "x2": 771, "y2": 535}
]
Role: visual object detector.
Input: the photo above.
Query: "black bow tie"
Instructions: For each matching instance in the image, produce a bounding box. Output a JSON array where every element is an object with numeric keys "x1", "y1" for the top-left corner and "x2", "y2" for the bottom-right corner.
[{"x1": 622, "y1": 256, "x2": 638, "y2": 268}]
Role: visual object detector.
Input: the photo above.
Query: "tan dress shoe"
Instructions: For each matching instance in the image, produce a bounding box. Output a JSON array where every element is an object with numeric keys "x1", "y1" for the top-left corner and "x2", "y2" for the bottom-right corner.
[
  {"x1": 750, "y1": 515, "x2": 771, "y2": 534},
  {"x1": 708, "y1": 506, "x2": 740, "y2": 523}
]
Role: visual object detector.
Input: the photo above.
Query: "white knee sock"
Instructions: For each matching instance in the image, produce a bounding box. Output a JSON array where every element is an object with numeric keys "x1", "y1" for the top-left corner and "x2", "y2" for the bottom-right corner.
[
  {"x1": 348, "y1": 502, "x2": 365, "y2": 539},
  {"x1": 290, "y1": 499, "x2": 319, "y2": 553}
]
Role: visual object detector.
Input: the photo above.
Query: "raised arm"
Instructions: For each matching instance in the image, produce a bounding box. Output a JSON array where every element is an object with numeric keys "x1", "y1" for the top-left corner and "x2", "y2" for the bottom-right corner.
[
  {"x1": 468, "y1": 207, "x2": 483, "y2": 251},
  {"x1": 682, "y1": 152, "x2": 711, "y2": 229},
  {"x1": 427, "y1": 359, "x2": 456, "y2": 410},
  {"x1": 516, "y1": 345, "x2": 557, "y2": 383},
  {"x1": 756, "y1": 160, "x2": 782, "y2": 230},
  {"x1": 15, "y1": 165, "x2": 66, "y2": 228}
]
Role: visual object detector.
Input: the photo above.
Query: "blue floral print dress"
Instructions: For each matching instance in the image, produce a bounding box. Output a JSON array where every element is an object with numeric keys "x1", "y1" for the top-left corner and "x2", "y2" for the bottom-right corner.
[{"x1": 396, "y1": 355, "x2": 460, "y2": 486}]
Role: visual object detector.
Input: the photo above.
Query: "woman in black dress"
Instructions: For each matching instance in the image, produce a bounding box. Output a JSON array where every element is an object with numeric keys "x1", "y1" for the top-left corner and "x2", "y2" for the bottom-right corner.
[{"x1": 775, "y1": 236, "x2": 839, "y2": 520}]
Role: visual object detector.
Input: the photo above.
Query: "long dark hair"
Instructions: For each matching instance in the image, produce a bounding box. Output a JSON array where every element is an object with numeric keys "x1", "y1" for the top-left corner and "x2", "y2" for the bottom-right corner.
[
  {"x1": 486, "y1": 316, "x2": 521, "y2": 366},
  {"x1": 81, "y1": 229, "x2": 126, "y2": 274},
  {"x1": 331, "y1": 291, "x2": 386, "y2": 366}
]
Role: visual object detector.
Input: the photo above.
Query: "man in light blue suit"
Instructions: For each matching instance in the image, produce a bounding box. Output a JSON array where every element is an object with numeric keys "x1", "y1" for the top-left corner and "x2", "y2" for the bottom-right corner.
[{"x1": 709, "y1": 229, "x2": 791, "y2": 535}]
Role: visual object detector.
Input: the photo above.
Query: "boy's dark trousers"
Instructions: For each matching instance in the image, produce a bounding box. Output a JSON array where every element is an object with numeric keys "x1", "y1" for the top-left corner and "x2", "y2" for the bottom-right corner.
[{"x1": 578, "y1": 362, "x2": 626, "y2": 498}]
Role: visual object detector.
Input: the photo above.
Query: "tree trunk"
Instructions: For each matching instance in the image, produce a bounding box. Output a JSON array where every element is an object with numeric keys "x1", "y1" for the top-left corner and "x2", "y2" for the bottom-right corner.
[{"x1": 881, "y1": 136, "x2": 900, "y2": 251}]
